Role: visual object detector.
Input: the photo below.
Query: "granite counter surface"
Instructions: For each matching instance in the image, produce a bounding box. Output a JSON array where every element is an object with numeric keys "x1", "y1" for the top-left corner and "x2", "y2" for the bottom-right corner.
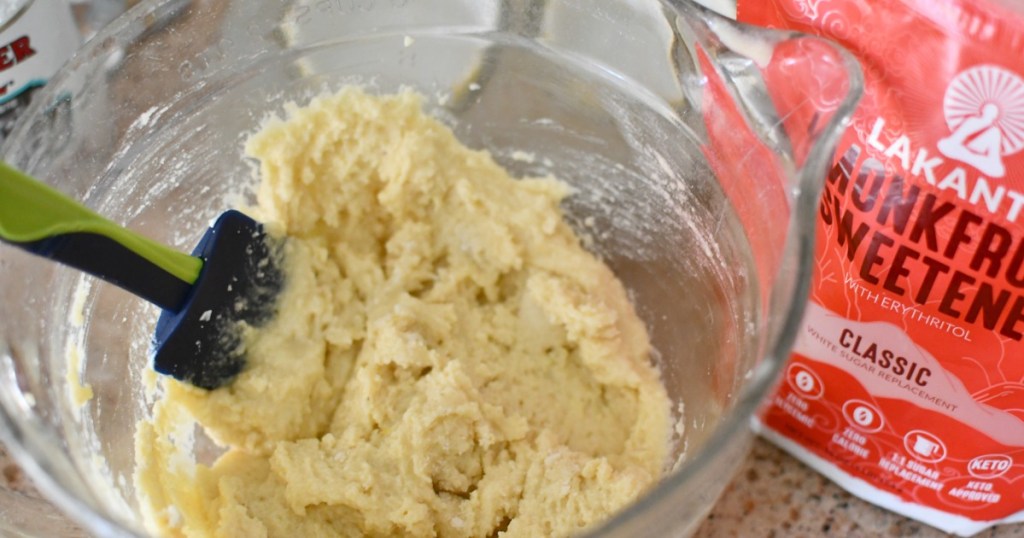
[{"x1": 693, "y1": 439, "x2": 1024, "y2": 537}]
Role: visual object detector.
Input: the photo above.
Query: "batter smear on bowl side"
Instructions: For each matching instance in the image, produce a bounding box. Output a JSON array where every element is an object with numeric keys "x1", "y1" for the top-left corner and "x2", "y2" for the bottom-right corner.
[{"x1": 134, "y1": 88, "x2": 671, "y2": 537}]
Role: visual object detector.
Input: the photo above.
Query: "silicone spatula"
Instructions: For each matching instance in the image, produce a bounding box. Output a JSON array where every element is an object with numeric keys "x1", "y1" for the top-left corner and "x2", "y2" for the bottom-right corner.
[{"x1": 0, "y1": 162, "x2": 282, "y2": 390}]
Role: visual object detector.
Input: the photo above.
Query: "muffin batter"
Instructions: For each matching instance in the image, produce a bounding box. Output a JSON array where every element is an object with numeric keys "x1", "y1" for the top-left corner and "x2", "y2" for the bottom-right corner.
[{"x1": 135, "y1": 89, "x2": 671, "y2": 537}]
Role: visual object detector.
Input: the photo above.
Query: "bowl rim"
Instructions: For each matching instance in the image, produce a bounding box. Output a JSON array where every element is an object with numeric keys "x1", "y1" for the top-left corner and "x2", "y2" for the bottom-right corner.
[{"x1": 0, "y1": 0, "x2": 863, "y2": 536}]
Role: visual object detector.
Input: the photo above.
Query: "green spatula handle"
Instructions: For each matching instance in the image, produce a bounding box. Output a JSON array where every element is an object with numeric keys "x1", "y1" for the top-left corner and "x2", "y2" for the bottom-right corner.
[{"x1": 0, "y1": 161, "x2": 203, "y2": 310}]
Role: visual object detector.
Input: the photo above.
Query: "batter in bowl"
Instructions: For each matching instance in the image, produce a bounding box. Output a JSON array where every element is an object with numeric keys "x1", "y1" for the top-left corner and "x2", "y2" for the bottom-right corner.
[{"x1": 135, "y1": 88, "x2": 671, "y2": 537}]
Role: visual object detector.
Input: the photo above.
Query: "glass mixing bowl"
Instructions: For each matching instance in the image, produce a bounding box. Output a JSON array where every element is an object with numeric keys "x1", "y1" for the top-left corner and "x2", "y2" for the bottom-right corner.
[{"x1": 0, "y1": 0, "x2": 861, "y2": 536}]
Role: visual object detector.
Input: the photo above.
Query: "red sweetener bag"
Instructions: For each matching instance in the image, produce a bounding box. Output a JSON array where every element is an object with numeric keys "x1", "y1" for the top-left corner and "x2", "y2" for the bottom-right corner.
[{"x1": 737, "y1": 0, "x2": 1024, "y2": 534}]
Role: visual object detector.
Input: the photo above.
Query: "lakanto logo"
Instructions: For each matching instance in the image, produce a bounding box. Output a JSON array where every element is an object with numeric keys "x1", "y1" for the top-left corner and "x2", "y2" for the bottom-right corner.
[
  {"x1": 967, "y1": 454, "x2": 1013, "y2": 479},
  {"x1": 937, "y1": 65, "x2": 1024, "y2": 179}
]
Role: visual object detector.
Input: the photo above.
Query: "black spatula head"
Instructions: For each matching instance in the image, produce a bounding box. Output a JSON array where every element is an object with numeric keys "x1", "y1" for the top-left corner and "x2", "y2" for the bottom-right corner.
[
  {"x1": 152, "y1": 210, "x2": 283, "y2": 390},
  {"x1": 0, "y1": 163, "x2": 285, "y2": 390}
]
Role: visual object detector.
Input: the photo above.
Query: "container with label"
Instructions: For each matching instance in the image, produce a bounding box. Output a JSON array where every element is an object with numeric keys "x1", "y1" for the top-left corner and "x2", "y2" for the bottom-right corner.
[
  {"x1": 738, "y1": 0, "x2": 1024, "y2": 535},
  {"x1": 0, "y1": 0, "x2": 79, "y2": 142}
]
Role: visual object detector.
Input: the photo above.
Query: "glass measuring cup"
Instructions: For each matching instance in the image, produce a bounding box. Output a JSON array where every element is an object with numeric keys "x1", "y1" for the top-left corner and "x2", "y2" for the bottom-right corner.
[{"x1": 0, "y1": 0, "x2": 862, "y2": 536}]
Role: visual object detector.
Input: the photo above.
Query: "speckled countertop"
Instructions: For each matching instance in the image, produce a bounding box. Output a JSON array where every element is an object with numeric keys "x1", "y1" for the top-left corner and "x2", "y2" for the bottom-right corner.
[
  {"x1": 2, "y1": 436, "x2": 1022, "y2": 536},
  {"x1": 693, "y1": 439, "x2": 1024, "y2": 538}
]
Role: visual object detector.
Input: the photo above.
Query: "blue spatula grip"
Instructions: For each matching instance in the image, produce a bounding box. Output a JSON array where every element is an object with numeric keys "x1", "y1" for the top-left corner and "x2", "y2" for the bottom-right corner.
[{"x1": 12, "y1": 232, "x2": 193, "y2": 311}]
